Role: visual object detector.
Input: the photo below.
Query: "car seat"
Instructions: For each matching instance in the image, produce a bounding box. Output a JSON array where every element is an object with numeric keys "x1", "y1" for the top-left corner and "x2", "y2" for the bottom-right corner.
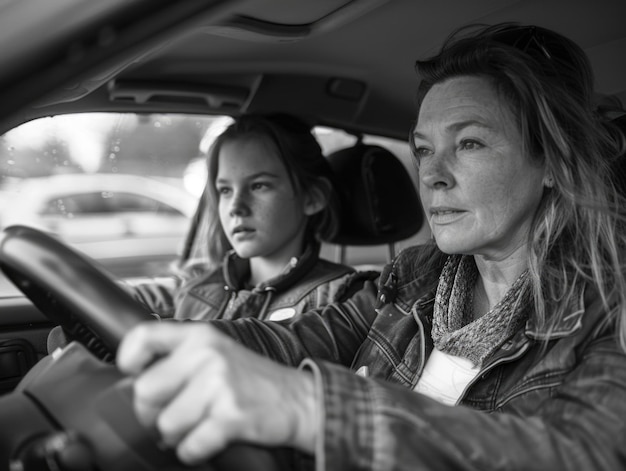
[{"x1": 322, "y1": 143, "x2": 424, "y2": 264}]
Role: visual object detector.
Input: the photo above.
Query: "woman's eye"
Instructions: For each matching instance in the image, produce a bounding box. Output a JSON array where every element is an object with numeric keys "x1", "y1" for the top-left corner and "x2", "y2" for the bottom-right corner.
[
  {"x1": 459, "y1": 139, "x2": 483, "y2": 151},
  {"x1": 217, "y1": 186, "x2": 231, "y2": 196},
  {"x1": 412, "y1": 146, "x2": 433, "y2": 160}
]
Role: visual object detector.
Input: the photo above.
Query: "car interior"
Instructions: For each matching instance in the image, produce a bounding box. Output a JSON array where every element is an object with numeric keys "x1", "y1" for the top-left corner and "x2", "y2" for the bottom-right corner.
[{"x1": 0, "y1": 0, "x2": 625, "y2": 469}]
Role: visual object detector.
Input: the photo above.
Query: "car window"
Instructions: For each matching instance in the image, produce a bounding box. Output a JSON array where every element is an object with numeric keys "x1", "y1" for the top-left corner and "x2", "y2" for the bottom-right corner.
[
  {"x1": 0, "y1": 112, "x2": 214, "y2": 295},
  {"x1": 0, "y1": 112, "x2": 426, "y2": 297}
]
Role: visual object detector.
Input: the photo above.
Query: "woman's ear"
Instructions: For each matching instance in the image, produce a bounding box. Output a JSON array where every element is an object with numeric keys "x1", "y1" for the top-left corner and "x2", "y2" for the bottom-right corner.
[{"x1": 303, "y1": 177, "x2": 331, "y2": 216}]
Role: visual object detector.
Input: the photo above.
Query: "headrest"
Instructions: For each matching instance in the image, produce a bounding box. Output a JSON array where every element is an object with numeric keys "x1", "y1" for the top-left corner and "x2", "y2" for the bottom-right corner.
[{"x1": 324, "y1": 143, "x2": 423, "y2": 245}]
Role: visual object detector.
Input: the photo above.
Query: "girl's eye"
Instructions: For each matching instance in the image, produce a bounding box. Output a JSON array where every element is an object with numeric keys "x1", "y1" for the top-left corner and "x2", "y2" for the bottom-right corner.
[
  {"x1": 217, "y1": 186, "x2": 231, "y2": 196},
  {"x1": 251, "y1": 182, "x2": 269, "y2": 191},
  {"x1": 459, "y1": 139, "x2": 483, "y2": 151}
]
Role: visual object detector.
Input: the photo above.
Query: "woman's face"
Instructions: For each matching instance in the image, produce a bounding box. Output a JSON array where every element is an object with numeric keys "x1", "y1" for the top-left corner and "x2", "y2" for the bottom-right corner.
[
  {"x1": 216, "y1": 136, "x2": 309, "y2": 263},
  {"x1": 413, "y1": 76, "x2": 547, "y2": 261}
]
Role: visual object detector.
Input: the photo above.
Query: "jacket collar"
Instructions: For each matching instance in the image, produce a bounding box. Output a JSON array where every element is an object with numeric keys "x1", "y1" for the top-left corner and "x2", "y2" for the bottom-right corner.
[
  {"x1": 523, "y1": 290, "x2": 586, "y2": 340},
  {"x1": 222, "y1": 239, "x2": 320, "y2": 293},
  {"x1": 383, "y1": 245, "x2": 588, "y2": 341}
]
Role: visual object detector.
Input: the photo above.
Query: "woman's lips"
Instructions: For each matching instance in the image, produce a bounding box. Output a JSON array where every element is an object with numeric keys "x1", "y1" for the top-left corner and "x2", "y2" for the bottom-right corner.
[{"x1": 429, "y1": 208, "x2": 466, "y2": 225}]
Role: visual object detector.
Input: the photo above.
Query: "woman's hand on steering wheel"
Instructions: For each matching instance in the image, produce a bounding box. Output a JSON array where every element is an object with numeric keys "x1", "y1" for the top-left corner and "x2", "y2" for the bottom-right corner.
[{"x1": 117, "y1": 322, "x2": 318, "y2": 465}]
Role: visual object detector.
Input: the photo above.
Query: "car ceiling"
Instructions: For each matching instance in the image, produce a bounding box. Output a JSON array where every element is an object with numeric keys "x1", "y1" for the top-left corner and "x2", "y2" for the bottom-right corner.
[{"x1": 2, "y1": 0, "x2": 626, "y2": 141}]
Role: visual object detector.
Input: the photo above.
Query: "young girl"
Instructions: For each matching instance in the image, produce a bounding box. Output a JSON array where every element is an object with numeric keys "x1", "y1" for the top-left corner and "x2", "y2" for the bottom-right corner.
[{"x1": 131, "y1": 113, "x2": 363, "y2": 321}]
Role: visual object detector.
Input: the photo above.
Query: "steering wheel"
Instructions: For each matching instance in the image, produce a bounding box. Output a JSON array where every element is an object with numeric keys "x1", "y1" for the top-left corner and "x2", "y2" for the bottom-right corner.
[
  {"x1": 0, "y1": 225, "x2": 156, "y2": 360},
  {"x1": 0, "y1": 225, "x2": 284, "y2": 471}
]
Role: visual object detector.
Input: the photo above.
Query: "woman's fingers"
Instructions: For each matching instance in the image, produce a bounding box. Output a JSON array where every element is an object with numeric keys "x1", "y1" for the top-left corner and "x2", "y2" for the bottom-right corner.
[
  {"x1": 116, "y1": 321, "x2": 318, "y2": 461},
  {"x1": 117, "y1": 322, "x2": 193, "y2": 374},
  {"x1": 156, "y1": 362, "x2": 221, "y2": 447},
  {"x1": 177, "y1": 417, "x2": 231, "y2": 465},
  {"x1": 118, "y1": 322, "x2": 219, "y2": 428}
]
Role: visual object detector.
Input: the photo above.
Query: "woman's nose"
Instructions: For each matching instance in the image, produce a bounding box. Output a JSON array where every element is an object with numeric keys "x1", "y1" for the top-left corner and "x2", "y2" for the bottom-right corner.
[{"x1": 419, "y1": 152, "x2": 454, "y2": 190}]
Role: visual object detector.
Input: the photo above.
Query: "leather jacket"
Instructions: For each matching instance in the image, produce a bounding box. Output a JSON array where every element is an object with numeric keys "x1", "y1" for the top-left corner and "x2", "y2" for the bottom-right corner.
[
  {"x1": 130, "y1": 242, "x2": 369, "y2": 322},
  {"x1": 212, "y1": 244, "x2": 626, "y2": 470}
]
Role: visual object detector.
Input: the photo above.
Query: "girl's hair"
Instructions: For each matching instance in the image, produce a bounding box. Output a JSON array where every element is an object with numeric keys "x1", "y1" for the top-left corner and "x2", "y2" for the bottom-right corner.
[
  {"x1": 202, "y1": 113, "x2": 340, "y2": 265},
  {"x1": 413, "y1": 23, "x2": 626, "y2": 348}
]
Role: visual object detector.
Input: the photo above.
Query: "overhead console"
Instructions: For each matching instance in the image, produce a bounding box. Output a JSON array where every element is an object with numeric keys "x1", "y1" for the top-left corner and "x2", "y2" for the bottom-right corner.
[{"x1": 105, "y1": 73, "x2": 368, "y2": 123}]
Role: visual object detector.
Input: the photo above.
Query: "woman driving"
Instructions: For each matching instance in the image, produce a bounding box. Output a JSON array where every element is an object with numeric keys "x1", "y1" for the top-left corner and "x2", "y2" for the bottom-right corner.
[{"x1": 117, "y1": 22, "x2": 626, "y2": 470}]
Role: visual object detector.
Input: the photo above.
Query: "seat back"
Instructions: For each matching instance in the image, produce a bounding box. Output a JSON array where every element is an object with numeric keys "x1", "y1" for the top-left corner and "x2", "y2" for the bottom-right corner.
[{"x1": 323, "y1": 143, "x2": 423, "y2": 262}]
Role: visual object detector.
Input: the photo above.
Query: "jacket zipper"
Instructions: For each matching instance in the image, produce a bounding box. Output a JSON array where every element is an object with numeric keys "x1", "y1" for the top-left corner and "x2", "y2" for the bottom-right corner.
[
  {"x1": 411, "y1": 298, "x2": 433, "y2": 382},
  {"x1": 457, "y1": 340, "x2": 531, "y2": 404},
  {"x1": 259, "y1": 287, "x2": 275, "y2": 319}
]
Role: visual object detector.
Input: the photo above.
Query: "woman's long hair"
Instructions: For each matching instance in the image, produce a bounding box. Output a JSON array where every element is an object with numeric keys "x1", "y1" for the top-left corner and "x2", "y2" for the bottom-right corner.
[
  {"x1": 413, "y1": 23, "x2": 626, "y2": 348},
  {"x1": 200, "y1": 113, "x2": 341, "y2": 266}
]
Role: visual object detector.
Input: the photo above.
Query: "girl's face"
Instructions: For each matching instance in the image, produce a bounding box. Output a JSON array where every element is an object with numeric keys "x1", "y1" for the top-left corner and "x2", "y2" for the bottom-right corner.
[
  {"x1": 216, "y1": 136, "x2": 314, "y2": 264},
  {"x1": 413, "y1": 75, "x2": 547, "y2": 261}
]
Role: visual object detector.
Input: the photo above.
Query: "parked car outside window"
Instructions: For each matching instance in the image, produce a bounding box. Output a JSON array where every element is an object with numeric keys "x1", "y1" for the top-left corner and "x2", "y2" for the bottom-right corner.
[{"x1": 0, "y1": 112, "x2": 214, "y2": 294}]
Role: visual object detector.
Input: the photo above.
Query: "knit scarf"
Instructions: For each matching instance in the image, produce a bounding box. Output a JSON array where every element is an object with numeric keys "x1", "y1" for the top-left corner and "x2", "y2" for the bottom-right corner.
[{"x1": 431, "y1": 255, "x2": 531, "y2": 367}]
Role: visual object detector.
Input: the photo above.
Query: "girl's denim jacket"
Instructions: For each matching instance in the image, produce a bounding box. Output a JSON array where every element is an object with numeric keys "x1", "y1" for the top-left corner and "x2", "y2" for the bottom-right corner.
[{"x1": 212, "y1": 244, "x2": 626, "y2": 471}]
